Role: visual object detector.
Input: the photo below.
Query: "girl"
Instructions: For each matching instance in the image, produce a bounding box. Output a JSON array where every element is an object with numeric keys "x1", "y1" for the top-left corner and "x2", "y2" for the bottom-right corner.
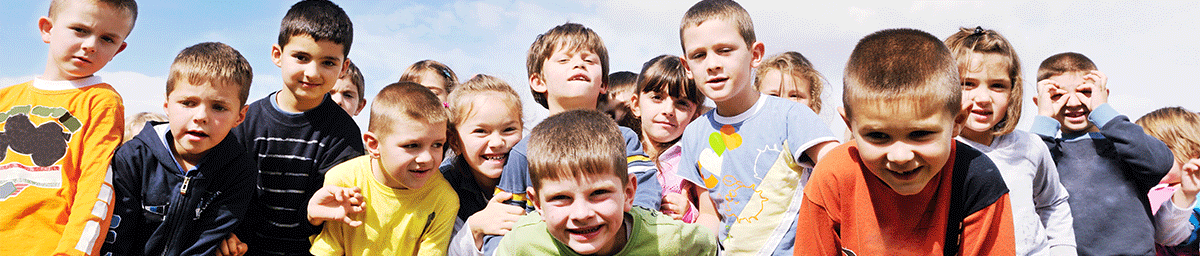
[
  {"x1": 1136, "y1": 107, "x2": 1200, "y2": 255},
  {"x1": 947, "y1": 26, "x2": 1076, "y2": 256},
  {"x1": 754, "y1": 51, "x2": 823, "y2": 114},
  {"x1": 629, "y1": 55, "x2": 705, "y2": 223},
  {"x1": 441, "y1": 75, "x2": 525, "y2": 255},
  {"x1": 399, "y1": 59, "x2": 459, "y2": 102}
]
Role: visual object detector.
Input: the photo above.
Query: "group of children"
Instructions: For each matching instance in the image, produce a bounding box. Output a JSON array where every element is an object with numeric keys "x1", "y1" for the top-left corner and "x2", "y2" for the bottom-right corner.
[{"x1": 1, "y1": 0, "x2": 1197, "y2": 255}]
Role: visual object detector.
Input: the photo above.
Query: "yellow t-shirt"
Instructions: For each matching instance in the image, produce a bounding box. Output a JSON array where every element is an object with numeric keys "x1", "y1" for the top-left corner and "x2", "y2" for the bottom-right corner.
[{"x1": 310, "y1": 155, "x2": 459, "y2": 256}]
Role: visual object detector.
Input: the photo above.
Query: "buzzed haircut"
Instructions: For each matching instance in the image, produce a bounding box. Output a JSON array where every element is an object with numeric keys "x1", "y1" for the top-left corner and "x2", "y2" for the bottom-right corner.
[
  {"x1": 609, "y1": 71, "x2": 638, "y2": 92},
  {"x1": 445, "y1": 74, "x2": 523, "y2": 155},
  {"x1": 399, "y1": 59, "x2": 459, "y2": 93},
  {"x1": 1037, "y1": 52, "x2": 1097, "y2": 81},
  {"x1": 526, "y1": 23, "x2": 610, "y2": 109},
  {"x1": 945, "y1": 26, "x2": 1024, "y2": 135},
  {"x1": 49, "y1": 0, "x2": 138, "y2": 33},
  {"x1": 368, "y1": 82, "x2": 449, "y2": 136},
  {"x1": 843, "y1": 28, "x2": 960, "y2": 119},
  {"x1": 167, "y1": 42, "x2": 254, "y2": 105},
  {"x1": 1137, "y1": 107, "x2": 1200, "y2": 164},
  {"x1": 278, "y1": 0, "x2": 353, "y2": 57},
  {"x1": 679, "y1": 0, "x2": 756, "y2": 52},
  {"x1": 756, "y1": 51, "x2": 826, "y2": 113},
  {"x1": 343, "y1": 60, "x2": 364, "y2": 100},
  {"x1": 527, "y1": 110, "x2": 627, "y2": 190}
]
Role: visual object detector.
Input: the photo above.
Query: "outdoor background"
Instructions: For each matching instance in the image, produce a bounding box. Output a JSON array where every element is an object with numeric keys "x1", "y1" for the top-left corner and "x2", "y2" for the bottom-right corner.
[{"x1": 3, "y1": 1, "x2": 1197, "y2": 135}]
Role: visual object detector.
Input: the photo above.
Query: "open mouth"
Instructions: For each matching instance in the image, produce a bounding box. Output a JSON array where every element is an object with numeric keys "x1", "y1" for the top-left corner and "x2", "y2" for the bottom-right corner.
[
  {"x1": 969, "y1": 107, "x2": 992, "y2": 121},
  {"x1": 410, "y1": 169, "x2": 431, "y2": 174},
  {"x1": 706, "y1": 77, "x2": 729, "y2": 84},
  {"x1": 567, "y1": 224, "x2": 604, "y2": 238},
  {"x1": 568, "y1": 73, "x2": 591, "y2": 82},
  {"x1": 73, "y1": 56, "x2": 92, "y2": 64},
  {"x1": 482, "y1": 153, "x2": 506, "y2": 161},
  {"x1": 889, "y1": 167, "x2": 920, "y2": 181},
  {"x1": 185, "y1": 130, "x2": 209, "y2": 138}
]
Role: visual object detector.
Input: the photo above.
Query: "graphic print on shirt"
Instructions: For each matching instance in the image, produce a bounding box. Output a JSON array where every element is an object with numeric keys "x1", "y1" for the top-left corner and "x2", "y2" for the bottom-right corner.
[{"x1": 0, "y1": 105, "x2": 81, "y2": 201}]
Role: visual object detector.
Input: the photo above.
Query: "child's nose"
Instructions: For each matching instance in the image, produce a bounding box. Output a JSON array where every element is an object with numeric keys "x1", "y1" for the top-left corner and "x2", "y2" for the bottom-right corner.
[
  {"x1": 80, "y1": 36, "x2": 97, "y2": 53},
  {"x1": 487, "y1": 133, "x2": 506, "y2": 148},
  {"x1": 568, "y1": 202, "x2": 596, "y2": 220},
  {"x1": 1064, "y1": 92, "x2": 1083, "y2": 106},
  {"x1": 886, "y1": 145, "x2": 915, "y2": 166}
]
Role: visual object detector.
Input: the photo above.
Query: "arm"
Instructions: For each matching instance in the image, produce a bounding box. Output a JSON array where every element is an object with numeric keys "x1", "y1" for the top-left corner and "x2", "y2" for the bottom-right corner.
[
  {"x1": 448, "y1": 220, "x2": 486, "y2": 256},
  {"x1": 1092, "y1": 104, "x2": 1174, "y2": 188},
  {"x1": 183, "y1": 157, "x2": 256, "y2": 256},
  {"x1": 306, "y1": 186, "x2": 364, "y2": 227},
  {"x1": 56, "y1": 100, "x2": 123, "y2": 256},
  {"x1": 793, "y1": 195, "x2": 839, "y2": 256},
  {"x1": 1155, "y1": 194, "x2": 1195, "y2": 246},
  {"x1": 307, "y1": 171, "x2": 357, "y2": 256},
  {"x1": 692, "y1": 185, "x2": 721, "y2": 237},
  {"x1": 959, "y1": 194, "x2": 1016, "y2": 256},
  {"x1": 1030, "y1": 135, "x2": 1076, "y2": 254},
  {"x1": 99, "y1": 146, "x2": 141, "y2": 256}
]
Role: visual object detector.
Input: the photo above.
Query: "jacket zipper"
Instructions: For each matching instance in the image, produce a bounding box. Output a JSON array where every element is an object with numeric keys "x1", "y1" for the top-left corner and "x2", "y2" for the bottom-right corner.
[{"x1": 160, "y1": 173, "x2": 197, "y2": 256}]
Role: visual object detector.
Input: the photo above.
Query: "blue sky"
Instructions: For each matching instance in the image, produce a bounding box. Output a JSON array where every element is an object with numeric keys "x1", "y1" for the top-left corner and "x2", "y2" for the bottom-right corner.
[{"x1": 3, "y1": 1, "x2": 1198, "y2": 134}]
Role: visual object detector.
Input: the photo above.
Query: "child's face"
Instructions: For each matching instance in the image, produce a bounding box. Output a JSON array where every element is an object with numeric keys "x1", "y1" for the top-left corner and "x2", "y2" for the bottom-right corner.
[
  {"x1": 1046, "y1": 71, "x2": 1096, "y2": 133},
  {"x1": 532, "y1": 47, "x2": 605, "y2": 112},
  {"x1": 366, "y1": 119, "x2": 447, "y2": 190},
  {"x1": 330, "y1": 77, "x2": 364, "y2": 116},
  {"x1": 456, "y1": 95, "x2": 523, "y2": 181},
  {"x1": 604, "y1": 86, "x2": 635, "y2": 122},
  {"x1": 1163, "y1": 159, "x2": 1184, "y2": 184},
  {"x1": 845, "y1": 100, "x2": 961, "y2": 195},
  {"x1": 530, "y1": 173, "x2": 635, "y2": 255},
  {"x1": 633, "y1": 90, "x2": 698, "y2": 144},
  {"x1": 960, "y1": 53, "x2": 1013, "y2": 135},
  {"x1": 272, "y1": 35, "x2": 348, "y2": 105},
  {"x1": 758, "y1": 69, "x2": 813, "y2": 110},
  {"x1": 164, "y1": 81, "x2": 247, "y2": 163},
  {"x1": 681, "y1": 19, "x2": 763, "y2": 105},
  {"x1": 39, "y1": 0, "x2": 133, "y2": 81},
  {"x1": 413, "y1": 70, "x2": 449, "y2": 102}
]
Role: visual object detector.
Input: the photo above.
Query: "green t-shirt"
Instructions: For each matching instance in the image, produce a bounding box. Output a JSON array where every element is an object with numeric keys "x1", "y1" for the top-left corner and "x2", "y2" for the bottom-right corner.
[{"x1": 495, "y1": 207, "x2": 718, "y2": 256}]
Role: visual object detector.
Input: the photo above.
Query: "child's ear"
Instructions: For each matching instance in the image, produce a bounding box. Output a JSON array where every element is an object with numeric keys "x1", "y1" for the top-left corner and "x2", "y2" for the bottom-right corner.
[
  {"x1": 340, "y1": 58, "x2": 351, "y2": 78},
  {"x1": 363, "y1": 132, "x2": 381, "y2": 158},
  {"x1": 529, "y1": 73, "x2": 547, "y2": 94},
  {"x1": 526, "y1": 187, "x2": 541, "y2": 212},
  {"x1": 234, "y1": 105, "x2": 249, "y2": 127},
  {"x1": 623, "y1": 174, "x2": 637, "y2": 212},
  {"x1": 838, "y1": 106, "x2": 852, "y2": 133},
  {"x1": 629, "y1": 93, "x2": 641, "y2": 118},
  {"x1": 749, "y1": 41, "x2": 766, "y2": 69},
  {"x1": 354, "y1": 99, "x2": 366, "y2": 116},
  {"x1": 38, "y1": 17, "x2": 53, "y2": 43},
  {"x1": 951, "y1": 110, "x2": 968, "y2": 136},
  {"x1": 680, "y1": 57, "x2": 694, "y2": 81},
  {"x1": 271, "y1": 44, "x2": 284, "y2": 68}
]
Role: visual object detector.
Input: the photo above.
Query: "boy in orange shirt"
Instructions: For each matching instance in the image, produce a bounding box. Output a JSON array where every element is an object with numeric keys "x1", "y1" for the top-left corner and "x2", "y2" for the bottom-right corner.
[{"x1": 795, "y1": 28, "x2": 1016, "y2": 256}]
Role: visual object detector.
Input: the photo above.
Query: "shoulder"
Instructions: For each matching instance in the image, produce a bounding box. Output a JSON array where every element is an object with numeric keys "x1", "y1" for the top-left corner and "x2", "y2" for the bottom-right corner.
[
  {"x1": 497, "y1": 212, "x2": 555, "y2": 250},
  {"x1": 952, "y1": 141, "x2": 1010, "y2": 214},
  {"x1": 326, "y1": 156, "x2": 369, "y2": 182},
  {"x1": 80, "y1": 83, "x2": 123, "y2": 104}
]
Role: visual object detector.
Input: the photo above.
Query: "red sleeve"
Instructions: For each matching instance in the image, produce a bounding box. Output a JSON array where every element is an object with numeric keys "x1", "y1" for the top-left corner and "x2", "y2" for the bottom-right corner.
[
  {"x1": 960, "y1": 193, "x2": 1016, "y2": 256},
  {"x1": 795, "y1": 195, "x2": 840, "y2": 256}
]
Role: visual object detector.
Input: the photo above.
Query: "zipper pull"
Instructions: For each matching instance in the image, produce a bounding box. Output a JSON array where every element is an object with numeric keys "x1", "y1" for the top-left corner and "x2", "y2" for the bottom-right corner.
[{"x1": 181, "y1": 177, "x2": 191, "y2": 195}]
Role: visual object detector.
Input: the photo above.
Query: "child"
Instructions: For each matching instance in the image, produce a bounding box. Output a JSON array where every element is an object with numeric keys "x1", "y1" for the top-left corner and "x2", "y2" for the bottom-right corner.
[
  {"x1": 795, "y1": 28, "x2": 1015, "y2": 256},
  {"x1": 124, "y1": 112, "x2": 167, "y2": 142},
  {"x1": 1135, "y1": 107, "x2": 1200, "y2": 254},
  {"x1": 494, "y1": 110, "x2": 718, "y2": 256},
  {"x1": 603, "y1": 71, "x2": 639, "y2": 129},
  {"x1": 307, "y1": 82, "x2": 459, "y2": 256},
  {"x1": 230, "y1": 1, "x2": 364, "y2": 255},
  {"x1": 676, "y1": 0, "x2": 839, "y2": 254},
  {"x1": 1032, "y1": 52, "x2": 1173, "y2": 255},
  {"x1": 946, "y1": 26, "x2": 1076, "y2": 255},
  {"x1": 441, "y1": 75, "x2": 527, "y2": 255},
  {"x1": 0, "y1": 0, "x2": 136, "y2": 255},
  {"x1": 330, "y1": 60, "x2": 366, "y2": 116},
  {"x1": 627, "y1": 55, "x2": 704, "y2": 223},
  {"x1": 399, "y1": 59, "x2": 459, "y2": 102},
  {"x1": 754, "y1": 51, "x2": 823, "y2": 113},
  {"x1": 102, "y1": 42, "x2": 256, "y2": 256}
]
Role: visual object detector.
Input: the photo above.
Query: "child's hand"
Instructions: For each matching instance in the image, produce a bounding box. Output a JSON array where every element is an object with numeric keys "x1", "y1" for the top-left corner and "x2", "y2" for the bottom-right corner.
[
  {"x1": 1079, "y1": 70, "x2": 1109, "y2": 109},
  {"x1": 214, "y1": 233, "x2": 247, "y2": 256},
  {"x1": 1035, "y1": 79, "x2": 1068, "y2": 118},
  {"x1": 1175, "y1": 158, "x2": 1200, "y2": 208},
  {"x1": 661, "y1": 192, "x2": 691, "y2": 221},
  {"x1": 467, "y1": 191, "x2": 525, "y2": 249},
  {"x1": 306, "y1": 186, "x2": 365, "y2": 227}
]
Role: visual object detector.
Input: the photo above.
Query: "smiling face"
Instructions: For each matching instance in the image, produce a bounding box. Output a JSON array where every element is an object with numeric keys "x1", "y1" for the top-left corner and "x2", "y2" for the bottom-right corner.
[
  {"x1": 366, "y1": 119, "x2": 447, "y2": 190},
  {"x1": 530, "y1": 173, "x2": 635, "y2": 255},
  {"x1": 272, "y1": 34, "x2": 348, "y2": 111},
  {"x1": 960, "y1": 53, "x2": 1013, "y2": 140},
  {"x1": 633, "y1": 89, "x2": 698, "y2": 145},
  {"x1": 532, "y1": 47, "x2": 606, "y2": 114},
  {"x1": 456, "y1": 94, "x2": 523, "y2": 182},
  {"x1": 847, "y1": 98, "x2": 961, "y2": 195},
  {"x1": 1047, "y1": 71, "x2": 1097, "y2": 133},
  {"x1": 758, "y1": 69, "x2": 813, "y2": 109},
  {"x1": 164, "y1": 80, "x2": 247, "y2": 166},
  {"x1": 40, "y1": 0, "x2": 133, "y2": 81},
  {"x1": 681, "y1": 18, "x2": 763, "y2": 112},
  {"x1": 330, "y1": 76, "x2": 364, "y2": 116}
]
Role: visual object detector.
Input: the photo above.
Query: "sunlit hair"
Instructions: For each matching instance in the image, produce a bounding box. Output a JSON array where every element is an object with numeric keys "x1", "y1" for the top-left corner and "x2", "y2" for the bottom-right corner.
[
  {"x1": 342, "y1": 60, "x2": 364, "y2": 100},
  {"x1": 1037, "y1": 52, "x2": 1097, "y2": 81},
  {"x1": 679, "y1": 0, "x2": 755, "y2": 52},
  {"x1": 609, "y1": 71, "x2": 638, "y2": 93},
  {"x1": 1137, "y1": 107, "x2": 1200, "y2": 164},
  {"x1": 755, "y1": 51, "x2": 825, "y2": 113},
  {"x1": 843, "y1": 28, "x2": 960, "y2": 119},
  {"x1": 399, "y1": 59, "x2": 459, "y2": 94},
  {"x1": 368, "y1": 82, "x2": 449, "y2": 136},
  {"x1": 945, "y1": 27, "x2": 1023, "y2": 135},
  {"x1": 50, "y1": 0, "x2": 138, "y2": 34},
  {"x1": 444, "y1": 74, "x2": 523, "y2": 155},
  {"x1": 277, "y1": 0, "x2": 353, "y2": 56},
  {"x1": 167, "y1": 42, "x2": 253, "y2": 105},
  {"x1": 526, "y1": 23, "x2": 610, "y2": 109},
  {"x1": 528, "y1": 110, "x2": 627, "y2": 190},
  {"x1": 629, "y1": 55, "x2": 703, "y2": 137},
  {"x1": 123, "y1": 112, "x2": 166, "y2": 142},
  {"x1": 606, "y1": 71, "x2": 639, "y2": 128}
]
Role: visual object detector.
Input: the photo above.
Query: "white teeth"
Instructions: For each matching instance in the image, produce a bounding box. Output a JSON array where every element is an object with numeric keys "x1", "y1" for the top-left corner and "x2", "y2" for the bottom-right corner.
[{"x1": 483, "y1": 155, "x2": 506, "y2": 161}]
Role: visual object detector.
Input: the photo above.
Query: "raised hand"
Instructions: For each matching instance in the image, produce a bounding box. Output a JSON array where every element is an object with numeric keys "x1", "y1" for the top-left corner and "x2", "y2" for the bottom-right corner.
[
  {"x1": 1034, "y1": 79, "x2": 1068, "y2": 118},
  {"x1": 466, "y1": 191, "x2": 525, "y2": 249},
  {"x1": 1079, "y1": 70, "x2": 1109, "y2": 109},
  {"x1": 1175, "y1": 158, "x2": 1200, "y2": 208},
  {"x1": 306, "y1": 186, "x2": 365, "y2": 227}
]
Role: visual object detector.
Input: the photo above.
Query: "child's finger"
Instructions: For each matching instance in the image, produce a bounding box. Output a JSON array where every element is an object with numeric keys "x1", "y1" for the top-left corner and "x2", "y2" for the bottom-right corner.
[
  {"x1": 346, "y1": 217, "x2": 362, "y2": 227},
  {"x1": 235, "y1": 243, "x2": 247, "y2": 256},
  {"x1": 491, "y1": 191, "x2": 514, "y2": 203}
]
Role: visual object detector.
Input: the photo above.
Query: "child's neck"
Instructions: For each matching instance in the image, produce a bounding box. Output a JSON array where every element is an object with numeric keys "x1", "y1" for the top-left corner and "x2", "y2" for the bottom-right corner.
[
  {"x1": 548, "y1": 98, "x2": 599, "y2": 115},
  {"x1": 641, "y1": 136, "x2": 675, "y2": 162},
  {"x1": 470, "y1": 169, "x2": 499, "y2": 193},
  {"x1": 713, "y1": 91, "x2": 760, "y2": 117},
  {"x1": 960, "y1": 129, "x2": 995, "y2": 147},
  {"x1": 276, "y1": 90, "x2": 324, "y2": 113},
  {"x1": 169, "y1": 141, "x2": 204, "y2": 173}
]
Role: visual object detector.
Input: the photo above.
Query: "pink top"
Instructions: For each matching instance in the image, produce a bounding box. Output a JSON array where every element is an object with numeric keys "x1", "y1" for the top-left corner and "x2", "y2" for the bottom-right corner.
[
  {"x1": 657, "y1": 144, "x2": 699, "y2": 223},
  {"x1": 1150, "y1": 183, "x2": 1176, "y2": 215}
]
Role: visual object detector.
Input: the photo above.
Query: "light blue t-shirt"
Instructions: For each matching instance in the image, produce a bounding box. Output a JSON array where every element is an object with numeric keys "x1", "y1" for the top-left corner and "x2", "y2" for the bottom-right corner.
[{"x1": 677, "y1": 95, "x2": 837, "y2": 255}]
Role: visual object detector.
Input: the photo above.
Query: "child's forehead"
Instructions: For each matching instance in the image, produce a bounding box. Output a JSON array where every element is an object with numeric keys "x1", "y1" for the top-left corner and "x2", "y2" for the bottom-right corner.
[
  {"x1": 548, "y1": 42, "x2": 598, "y2": 57},
  {"x1": 1047, "y1": 71, "x2": 1090, "y2": 88},
  {"x1": 537, "y1": 172, "x2": 625, "y2": 193},
  {"x1": 849, "y1": 97, "x2": 955, "y2": 127},
  {"x1": 54, "y1": 0, "x2": 136, "y2": 34},
  {"x1": 282, "y1": 34, "x2": 347, "y2": 58}
]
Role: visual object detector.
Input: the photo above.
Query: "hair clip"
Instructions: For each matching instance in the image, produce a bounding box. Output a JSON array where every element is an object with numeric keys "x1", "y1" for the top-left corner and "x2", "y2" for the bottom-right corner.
[
  {"x1": 439, "y1": 68, "x2": 452, "y2": 79},
  {"x1": 973, "y1": 26, "x2": 985, "y2": 36}
]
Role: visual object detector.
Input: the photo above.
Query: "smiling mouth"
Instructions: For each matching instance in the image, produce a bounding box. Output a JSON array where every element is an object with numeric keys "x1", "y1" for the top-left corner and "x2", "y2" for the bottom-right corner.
[
  {"x1": 567, "y1": 225, "x2": 603, "y2": 235},
  {"x1": 482, "y1": 154, "x2": 506, "y2": 161},
  {"x1": 568, "y1": 74, "x2": 591, "y2": 82},
  {"x1": 889, "y1": 168, "x2": 920, "y2": 180}
]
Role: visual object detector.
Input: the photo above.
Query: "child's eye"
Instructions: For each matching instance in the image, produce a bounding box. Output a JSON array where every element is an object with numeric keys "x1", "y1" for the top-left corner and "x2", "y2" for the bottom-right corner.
[
  {"x1": 179, "y1": 100, "x2": 197, "y2": 107},
  {"x1": 788, "y1": 93, "x2": 800, "y2": 99},
  {"x1": 322, "y1": 61, "x2": 337, "y2": 67},
  {"x1": 863, "y1": 132, "x2": 890, "y2": 142},
  {"x1": 101, "y1": 36, "x2": 115, "y2": 44},
  {"x1": 71, "y1": 27, "x2": 86, "y2": 34},
  {"x1": 718, "y1": 48, "x2": 733, "y2": 54},
  {"x1": 908, "y1": 131, "x2": 936, "y2": 141},
  {"x1": 590, "y1": 189, "x2": 612, "y2": 197},
  {"x1": 689, "y1": 52, "x2": 705, "y2": 60},
  {"x1": 293, "y1": 55, "x2": 309, "y2": 62},
  {"x1": 212, "y1": 104, "x2": 228, "y2": 111},
  {"x1": 432, "y1": 142, "x2": 444, "y2": 149},
  {"x1": 402, "y1": 143, "x2": 419, "y2": 149},
  {"x1": 549, "y1": 195, "x2": 571, "y2": 203},
  {"x1": 502, "y1": 127, "x2": 519, "y2": 133},
  {"x1": 472, "y1": 128, "x2": 487, "y2": 134},
  {"x1": 989, "y1": 83, "x2": 1009, "y2": 91}
]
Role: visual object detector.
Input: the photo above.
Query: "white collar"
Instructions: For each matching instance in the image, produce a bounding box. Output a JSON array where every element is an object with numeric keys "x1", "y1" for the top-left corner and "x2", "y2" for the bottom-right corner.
[
  {"x1": 711, "y1": 93, "x2": 766, "y2": 124},
  {"x1": 32, "y1": 76, "x2": 104, "y2": 90}
]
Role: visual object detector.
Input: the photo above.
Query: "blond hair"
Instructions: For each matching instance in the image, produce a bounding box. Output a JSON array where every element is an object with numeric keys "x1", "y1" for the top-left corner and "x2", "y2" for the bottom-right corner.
[
  {"x1": 50, "y1": 0, "x2": 138, "y2": 33},
  {"x1": 1137, "y1": 107, "x2": 1200, "y2": 164},
  {"x1": 843, "y1": 28, "x2": 960, "y2": 119},
  {"x1": 944, "y1": 27, "x2": 1024, "y2": 135},
  {"x1": 526, "y1": 23, "x2": 610, "y2": 109},
  {"x1": 679, "y1": 0, "x2": 755, "y2": 52},
  {"x1": 445, "y1": 74, "x2": 523, "y2": 155},
  {"x1": 368, "y1": 82, "x2": 449, "y2": 136},
  {"x1": 167, "y1": 42, "x2": 253, "y2": 104},
  {"x1": 528, "y1": 110, "x2": 626, "y2": 190},
  {"x1": 755, "y1": 51, "x2": 825, "y2": 113},
  {"x1": 399, "y1": 59, "x2": 459, "y2": 94},
  {"x1": 123, "y1": 112, "x2": 166, "y2": 142}
]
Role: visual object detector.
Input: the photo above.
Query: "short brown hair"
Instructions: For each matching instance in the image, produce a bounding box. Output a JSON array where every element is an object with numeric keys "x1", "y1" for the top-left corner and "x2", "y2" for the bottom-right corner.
[
  {"x1": 843, "y1": 28, "x2": 960, "y2": 119},
  {"x1": 755, "y1": 51, "x2": 825, "y2": 113},
  {"x1": 399, "y1": 59, "x2": 459, "y2": 94},
  {"x1": 944, "y1": 27, "x2": 1023, "y2": 135},
  {"x1": 528, "y1": 110, "x2": 627, "y2": 190},
  {"x1": 278, "y1": 0, "x2": 353, "y2": 57},
  {"x1": 526, "y1": 23, "x2": 610, "y2": 109},
  {"x1": 167, "y1": 42, "x2": 254, "y2": 105},
  {"x1": 445, "y1": 74, "x2": 523, "y2": 155},
  {"x1": 679, "y1": 0, "x2": 755, "y2": 52},
  {"x1": 342, "y1": 60, "x2": 364, "y2": 100},
  {"x1": 50, "y1": 0, "x2": 138, "y2": 35},
  {"x1": 368, "y1": 82, "x2": 449, "y2": 136},
  {"x1": 1137, "y1": 107, "x2": 1200, "y2": 164},
  {"x1": 1037, "y1": 52, "x2": 1097, "y2": 81}
]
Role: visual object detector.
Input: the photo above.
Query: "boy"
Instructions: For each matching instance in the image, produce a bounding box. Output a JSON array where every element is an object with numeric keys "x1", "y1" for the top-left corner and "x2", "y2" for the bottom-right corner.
[
  {"x1": 102, "y1": 42, "x2": 256, "y2": 256},
  {"x1": 794, "y1": 28, "x2": 1015, "y2": 256},
  {"x1": 675, "y1": 0, "x2": 838, "y2": 254},
  {"x1": 307, "y1": 82, "x2": 459, "y2": 255},
  {"x1": 0, "y1": 0, "x2": 136, "y2": 255},
  {"x1": 602, "y1": 71, "x2": 638, "y2": 128},
  {"x1": 230, "y1": 1, "x2": 364, "y2": 255},
  {"x1": 330, "y1": 60, "x2": 366, "y2": 116},
  {"x1": 1032, "y1": 52, "x2": 1173, "y2": 255},
  {"x1": 494, "y1": 110, "x2": 717, "y2": 256}
]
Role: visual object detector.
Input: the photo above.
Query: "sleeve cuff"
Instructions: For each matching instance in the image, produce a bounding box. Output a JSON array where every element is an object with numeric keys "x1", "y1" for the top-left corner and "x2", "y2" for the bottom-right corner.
[
  {"x1": 1089, "y1": 104, "x2": 1120, "y2": 129},
  {"x1": 1032, "y1": 116, "x2": 1061, "y2": 137}
]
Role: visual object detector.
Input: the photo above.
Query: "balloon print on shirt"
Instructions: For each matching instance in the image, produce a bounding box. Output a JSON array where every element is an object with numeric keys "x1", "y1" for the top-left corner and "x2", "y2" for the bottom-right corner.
[
  {"x1": 698, "y1": 124, "x2": 741, "y2": 189},
  {"x1": 0, "y1": 105, "x2": 80, "y2": 201}
]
